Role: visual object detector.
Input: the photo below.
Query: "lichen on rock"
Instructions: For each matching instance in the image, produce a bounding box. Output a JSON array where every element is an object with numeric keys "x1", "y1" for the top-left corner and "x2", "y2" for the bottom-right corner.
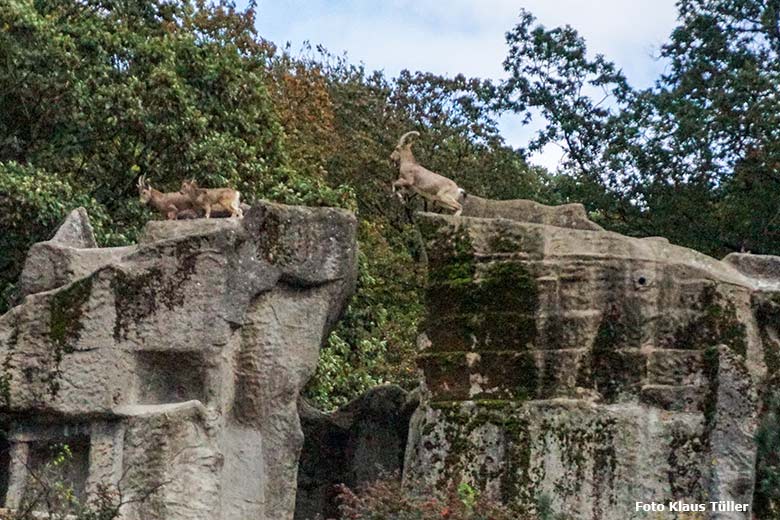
[{"x1": 406, "y1": 211, "x2": 779, "y2": 520}]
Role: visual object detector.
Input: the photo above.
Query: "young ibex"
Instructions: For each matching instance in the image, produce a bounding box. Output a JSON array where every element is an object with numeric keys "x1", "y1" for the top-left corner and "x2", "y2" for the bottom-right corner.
[
  {"x1": 180, "y1": 179, "x2": 243, "y2": 219},
  {"x1": 137, "y1": 175, "x2": 197, "y2": 220},
  {"x1": 390, "y1": 131, "x2": 465, "y2": 216}
]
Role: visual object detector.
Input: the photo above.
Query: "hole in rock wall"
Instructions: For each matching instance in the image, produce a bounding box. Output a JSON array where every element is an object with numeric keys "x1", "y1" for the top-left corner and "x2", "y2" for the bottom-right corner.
[
  {"x1": 135, "y1": 350, "x2": 206, "y2": 404},
  {"x1": 27, "y1": 436, "x2": 90, "y2": 505},
  {"x1": 0, "y1": 434, "x2": 9, "y2": 507}
]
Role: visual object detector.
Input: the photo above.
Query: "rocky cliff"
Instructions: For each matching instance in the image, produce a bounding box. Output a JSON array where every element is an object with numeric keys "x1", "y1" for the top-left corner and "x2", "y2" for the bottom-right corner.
[
  {"x1": 405, "y1": 211, "x2": 780, "y2": 520},
  {"x1": 0, "y1": 202, "x2": 357, "y2": 520},
  {"x1": 3, "y1": 197, "x2": 778, "y2": 520}
]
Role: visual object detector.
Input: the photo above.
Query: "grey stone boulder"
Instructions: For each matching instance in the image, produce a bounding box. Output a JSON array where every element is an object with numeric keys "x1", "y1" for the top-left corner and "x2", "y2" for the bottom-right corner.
[
  {"x1": 0, "y1": 201, "x2": 358, "y2": 520},
  {"x1": 18, "y1": 208, "x2": 135, "y2": 298},
  {"x1": 50, "y1": 207, "x2": 98, "y2": 248},
  {"x1": 724, "y1": 253, "x2": 780, "y2": 289}
]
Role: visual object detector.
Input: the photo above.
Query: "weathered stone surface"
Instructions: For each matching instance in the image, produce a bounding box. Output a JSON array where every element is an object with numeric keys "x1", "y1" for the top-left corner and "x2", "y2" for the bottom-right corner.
[
  {"x1": 724, "y1": 253, "x2": 780, "y2": 289},
  {"x1": 295, "y1": 385, "x2": 418, "y2": 520},
  {"x1": 405, "y1": 213, "x2": 779, "y2": 519},
  {"x1": 460, "y1": 195, "x2": 604, "y2": 231},
  {"x1": 704, "y1": 346, "x2": 758, "y2": 520},
  {"x1": 18, "y1": 208, "x2": 133, "y2": 298},
  {"x1": 0, "y1": 201, "x2": 358, "y2": 520},
  {"x1": 51, "y1": 207, "x2": 98, "y2": 248}
]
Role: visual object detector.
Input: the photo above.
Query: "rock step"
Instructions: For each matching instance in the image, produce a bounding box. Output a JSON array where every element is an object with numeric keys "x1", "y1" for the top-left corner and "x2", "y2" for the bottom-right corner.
[
  {"x1": 640, "y1": 384, "x2": 706, "y2": 412},
  {"x1": 420, "y1": 349, "x2": 710, "y2": 410}
]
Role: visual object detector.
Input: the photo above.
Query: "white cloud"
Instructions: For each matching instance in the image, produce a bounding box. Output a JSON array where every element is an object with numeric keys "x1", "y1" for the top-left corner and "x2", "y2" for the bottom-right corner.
[{"x1": 253, "y1": 0, "x2": 679, "y2": 169}]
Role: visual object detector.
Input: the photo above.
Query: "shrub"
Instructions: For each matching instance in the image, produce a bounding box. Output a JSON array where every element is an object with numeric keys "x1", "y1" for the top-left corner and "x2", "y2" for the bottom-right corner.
[
  {"x1": 334, "y1": 477, "x2": 520, "y2": 520},
  {"x1": 3, "y1": 443, "x2": 161, "y2": 520}
]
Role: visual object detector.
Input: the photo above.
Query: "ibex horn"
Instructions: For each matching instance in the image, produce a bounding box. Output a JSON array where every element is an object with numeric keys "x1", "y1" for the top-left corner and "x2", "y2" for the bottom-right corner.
[{"x1": 397, "y1": 131, "x2": 420, "y2": 147}]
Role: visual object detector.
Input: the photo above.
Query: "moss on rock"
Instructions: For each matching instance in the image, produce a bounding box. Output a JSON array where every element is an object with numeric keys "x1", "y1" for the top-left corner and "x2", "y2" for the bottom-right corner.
[
  {"x1": 0, "y1": 371, "x2": 10, "y2": 408},
  {"x1": 419, "y1": 401, "x2": 624, "y2": 517},
  {"x1": 589, "y1": 304, "x2": 645, "y2": 402},
  {"x1": 46, "y1": 277, "x2": 93, "y2": 397},
  {"x1": 674, "y1": 285, "x2": 747, "y2": 356},
  {"x1": 427, "y1": 227, "x2": 477, "y2": 289},
  {"x1": 49, "y1": 276, "x2": 93, "y2": 353},
  {"x1": 753, "y1": 292, "x2": 780, "y2": 376},
  {"x1": 425, "y1": 401, "x2": 537, "y2": 513}
]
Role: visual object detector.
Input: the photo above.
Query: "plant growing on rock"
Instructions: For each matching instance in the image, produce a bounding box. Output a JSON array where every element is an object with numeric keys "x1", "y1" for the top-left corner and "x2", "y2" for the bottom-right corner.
[
  {"x1": 755, "y1": 389, "x2": 780, "y2": 518},
  {"x1": 334, "y1": 477, "x2": 519, "y2": 520},
  {"x1": 3, "y1": 444, "x2": 163, "y2": 520}
]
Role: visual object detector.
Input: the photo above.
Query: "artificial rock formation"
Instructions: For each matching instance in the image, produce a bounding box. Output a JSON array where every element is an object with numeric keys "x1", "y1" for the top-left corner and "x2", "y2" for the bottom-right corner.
[
  {"x1": 0, "y1": 203, "x2": 357, "y2": 520},
  {"x1": 461, "y1": 195, "x2": 603, "y2": 231},
  {"x1": 405, "y1": 212, "x2": 780, "y2": 520}
]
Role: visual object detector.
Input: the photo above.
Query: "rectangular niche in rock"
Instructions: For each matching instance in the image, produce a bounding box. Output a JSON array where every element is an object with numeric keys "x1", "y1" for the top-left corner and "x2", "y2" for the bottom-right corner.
[
  {"x1": 135, "y1": 350, "x2": 206, "y2": 405},
  {"x1": 26, "y1": 435, "x2": 91, "y2": 505}
]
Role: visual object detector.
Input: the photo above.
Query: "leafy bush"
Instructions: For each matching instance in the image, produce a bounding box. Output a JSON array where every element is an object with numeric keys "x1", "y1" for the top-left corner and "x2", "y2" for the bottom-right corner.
[
  {"x1": 304, "y1": 220, "x2": 424, "y2": 409},
  {"x1": 3, "y1": 443, "x2": 160, "y2": 520},
  {"x1": 0, "y1": 162, "x2": 115, "y2": 311},
  {"x1": 334, "y1": 478, "x2": 519, "y2": 520}
]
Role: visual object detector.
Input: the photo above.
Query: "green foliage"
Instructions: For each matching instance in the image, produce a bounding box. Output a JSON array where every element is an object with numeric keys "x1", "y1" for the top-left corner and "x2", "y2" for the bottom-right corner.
[
  {"x1": 501, "y1": 1, "x2": 780, "y2": 256},
  {"x1": 0, "y1": 162, "x2": 112, "y2": 309},
  {"x1": 8, "y1": 443, "x2": 157, "y2": 520},
  {"x1": 305, "y1": 220, "x2": 425, "y2": 409},
  {"x1": 457, "y1": 482, "x2": 478, "y2": 512},
  {"x1": 0, "y1": 0, "x2": 286, "y2": 192},
  {"x1": 335, "y1": 477, "x2": 518, "y2": 520}
]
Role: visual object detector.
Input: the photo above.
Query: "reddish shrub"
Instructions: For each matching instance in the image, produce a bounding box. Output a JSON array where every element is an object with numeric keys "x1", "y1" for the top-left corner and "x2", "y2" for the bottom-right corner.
[{"x1": 332, "y1": 477, "x2": 521, "y2": 520}]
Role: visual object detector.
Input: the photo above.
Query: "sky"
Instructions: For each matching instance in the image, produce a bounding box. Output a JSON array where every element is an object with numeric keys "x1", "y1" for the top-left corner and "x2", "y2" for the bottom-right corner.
[{"x1": 251, "y1": 1, "x2": 679, "y2": 170}]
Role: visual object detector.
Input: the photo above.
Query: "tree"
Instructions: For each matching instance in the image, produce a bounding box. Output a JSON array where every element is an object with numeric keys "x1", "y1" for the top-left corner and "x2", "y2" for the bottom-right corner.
[
  {"x1": 278, "y1": 49, "x2": 552, "y2": 408},
  {"x1": 0, "y1": 0, "x2": 551, "y2": 409},
  {"x1": 502, "y1": 1, "x2": 780, "y2": 256},
  {"x1": 0, "y1": 0, "x2": 346, "y2": 311}
]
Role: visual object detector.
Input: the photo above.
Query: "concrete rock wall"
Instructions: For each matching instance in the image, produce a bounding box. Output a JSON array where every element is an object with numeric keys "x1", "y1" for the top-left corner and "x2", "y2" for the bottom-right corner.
[
  {"x1": 405, "y1": 213, "x2": 780, "y2": 520},
  {"x1": 0, "y1": 202, "x2": 357, "y2": 520},
  {"x1": 461, "y1": 195, "x2": 604, "y2": 231}
]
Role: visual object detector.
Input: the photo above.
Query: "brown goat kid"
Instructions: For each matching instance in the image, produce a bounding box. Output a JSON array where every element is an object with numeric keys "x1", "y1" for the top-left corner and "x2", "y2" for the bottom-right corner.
[
  {"x1": 137, "y1": 175, "x2": 197, "y2": 220},
  {"x1": 390, "y1": 131, "x2": 465, "y2": 216},
  {"x1": 180, "y1": 180, "x2": 243, "y2": 219}
]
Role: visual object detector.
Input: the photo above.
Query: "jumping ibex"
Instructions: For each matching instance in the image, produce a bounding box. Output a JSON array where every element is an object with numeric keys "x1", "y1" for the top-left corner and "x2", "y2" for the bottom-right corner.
[
  {"x1": 390, "y1": 131, "x2": 465, "y2": 216},
  {"x1": 137, "y1": 175, "x2": 197, "y2": 220},
  {"x1": 180, "y1": 180, "x2": 243, "y2": 219}
]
